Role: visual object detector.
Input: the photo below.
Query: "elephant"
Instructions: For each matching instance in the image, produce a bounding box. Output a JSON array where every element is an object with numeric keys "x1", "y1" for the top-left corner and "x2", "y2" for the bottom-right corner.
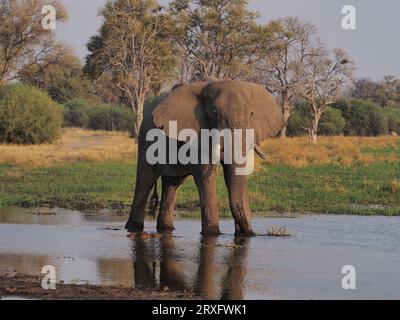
[{"x1": 125, "y1": 79, "x2": 284, "y2": 236}]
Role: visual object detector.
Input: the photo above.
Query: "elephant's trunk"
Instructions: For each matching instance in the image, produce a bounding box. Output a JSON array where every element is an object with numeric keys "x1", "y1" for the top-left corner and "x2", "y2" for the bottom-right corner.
[{"x1": 223, "y1": 164, "x2": 255, "y2": 236}]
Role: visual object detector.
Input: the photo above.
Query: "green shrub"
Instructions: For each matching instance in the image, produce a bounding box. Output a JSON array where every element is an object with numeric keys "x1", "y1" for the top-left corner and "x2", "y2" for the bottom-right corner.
[
  {"x1": 0, "y1": 84, "x2": 62, "y2": 144},
  {"x1": 383, "y1": 108, "x2": 400, "y2": 134},
  {"x1": 63, "y1": 98, "x2": 91, "y2": 128},
  {"x1": 287, "y1": 103, "x2": 309, "y2": 136},
  {"x1": 87, "y1": 104, "x2": 134, "y2": 132},
  {"x1": 332, "y1": 99, "x2": 387, "y2": 136},
  {"x1": 319, "y1": 107, "x2": 346, "y2": 136},
  {"x1": 64, "y1": 98, "x2": 92, "y2": 110},
  {"x1": 287, "y1": 103, "x2": 345, "y2": 136},
  {"x1": 62, "y1": 99, "x2": 135, "y2": 132}
]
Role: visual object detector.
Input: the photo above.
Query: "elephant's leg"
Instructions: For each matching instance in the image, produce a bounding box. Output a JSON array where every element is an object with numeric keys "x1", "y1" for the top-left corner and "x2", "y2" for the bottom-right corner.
[
  {"x1": 234, "y1": 222, "x2": 241, "y2": 234},
  {"x1": 223, "y1": 164, "x2": 255, "y2": 237},
  {"x1": 148, "y1": 181, "x2": 159, "y2": 217},
  {"x1": 125, "y1": 162, "x2": 158, "y2": 232},
  {"x1": 157, "y1": 175, "x2": 188, "y2": 232},
  {"x1": 192, "y1": 164, "x2": 221, "y2": 236}
]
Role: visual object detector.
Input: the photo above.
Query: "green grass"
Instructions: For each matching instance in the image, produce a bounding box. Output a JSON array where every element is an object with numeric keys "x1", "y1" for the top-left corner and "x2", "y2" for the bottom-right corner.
[
  {"x1": 250, "y1": 162, "x2": 400, "y2": 215},
  {"x1": 361, "y1": 145, "x2": 400, "y2": 156},
  {"x1": 0, "y1": 161, "x2": 136, "y2": 210},
  {"x1": 1, "y1": 159, "x2": 399, "y2": 216}
]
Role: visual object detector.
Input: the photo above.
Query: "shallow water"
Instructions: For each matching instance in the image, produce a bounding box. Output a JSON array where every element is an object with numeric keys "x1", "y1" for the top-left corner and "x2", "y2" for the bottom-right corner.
[{"x1": 0, "y1": 207, "x2": 399, "y2": 299}]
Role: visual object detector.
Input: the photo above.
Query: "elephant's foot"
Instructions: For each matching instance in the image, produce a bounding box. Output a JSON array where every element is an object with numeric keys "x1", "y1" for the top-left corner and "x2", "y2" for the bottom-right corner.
[
  {"x1": 125, "y1": 220, "x2": 144, "y2": 232},
  {"x1": 201, "y1": 225, "x2": 221, "y2": 236},
  {"x1": 156, "y1": 222, "x2": 175, "y2": 232},
  {"x1": 234, "y1": 229, "x2": 256, "y2": 237}
]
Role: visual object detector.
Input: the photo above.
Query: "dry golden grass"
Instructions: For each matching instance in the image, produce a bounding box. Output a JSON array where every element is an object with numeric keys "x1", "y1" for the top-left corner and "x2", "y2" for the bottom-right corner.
[
  {"x1": 1, "y1": 129, "x2": 399, "y2": 168},
  {"x1": 0, "y1": 128, "x2": 136, "y2": 167},
  {"x1": 391, "y1": 179, "x2": 400, "y2": 193},
  {"x1": 258, "y1": 136, "x2": 400, "y2": 168}
]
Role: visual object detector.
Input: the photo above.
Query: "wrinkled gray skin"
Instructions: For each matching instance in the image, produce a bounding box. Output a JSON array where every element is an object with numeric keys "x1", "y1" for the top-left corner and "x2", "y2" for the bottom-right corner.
[{"x1": 125, "y1": 80, "x2": 284, "y2": 237}]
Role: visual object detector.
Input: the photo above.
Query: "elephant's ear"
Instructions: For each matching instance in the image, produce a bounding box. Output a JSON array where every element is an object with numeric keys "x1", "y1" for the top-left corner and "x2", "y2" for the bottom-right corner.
[
  {"x1": 249, "y1": 84, "x2": 284, "y2": 144},
  {"x1": 152, "y1": 82, "x2": 210, "y2": 141},
  {"x1": 201, "y1": 80, "x2": 284, "y2": 145}
]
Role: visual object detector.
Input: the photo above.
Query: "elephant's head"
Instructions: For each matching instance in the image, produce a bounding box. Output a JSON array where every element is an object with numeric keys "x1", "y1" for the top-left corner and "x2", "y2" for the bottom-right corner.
[{"x1": 153, "y1": 79, "x2": 284, "y2": 168}]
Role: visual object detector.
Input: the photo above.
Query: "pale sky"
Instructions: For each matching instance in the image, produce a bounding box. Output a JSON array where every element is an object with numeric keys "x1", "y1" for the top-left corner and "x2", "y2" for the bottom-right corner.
[{"x1": 56, "y1": 0, "x2": 400, "y2": 80}]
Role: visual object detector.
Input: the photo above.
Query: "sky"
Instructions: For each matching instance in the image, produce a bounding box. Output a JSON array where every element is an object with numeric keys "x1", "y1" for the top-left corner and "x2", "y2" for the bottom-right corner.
[{"x1": 56, "y1": 0, "x2": 400, "y2": 80}]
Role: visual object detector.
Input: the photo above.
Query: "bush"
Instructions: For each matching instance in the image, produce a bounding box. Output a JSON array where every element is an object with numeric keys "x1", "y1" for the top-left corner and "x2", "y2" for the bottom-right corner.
[
  {"x1": 287, "y1": 103, "x2": 345, "y2": 136},
  {"x1": 319, "y1": 107, "x2": 346, "y2": 136},
  {"x1": 63, "y1": 99, "x2": 135, "y2": 132},
  {"x1": 0, "y1": 84, "x2": 62, "y2": 144},
  {"x1": 87, "y1": 104, "x2": 135, "y2": 132},
  {"x1": 383, "y1": 108, "x2": 400, "y2": 134},
  {"x1": 63, "y1": 99, "x2": 91, "y2": 128},
  {"x1": 287, "y1": 103, "x2": 309, "y2": 136},
  {"x1": 332, "y1": 99, "x2": 387, "y2": 136}
]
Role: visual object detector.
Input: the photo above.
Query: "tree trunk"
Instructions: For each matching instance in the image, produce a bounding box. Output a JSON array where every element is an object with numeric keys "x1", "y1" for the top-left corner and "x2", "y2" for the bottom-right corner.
[
  {"x1": 133, "y1": 111, "x2": 143, "y2": 141},
  {"x1": 279, "y1": 103, "x2": 291, "y2": 138},
  {"x1": 131, "y1": 94, "x2": 145, "y2": 141},
  {"x1": 310, "y1": 111, "x2": 322, "y2": 144}
]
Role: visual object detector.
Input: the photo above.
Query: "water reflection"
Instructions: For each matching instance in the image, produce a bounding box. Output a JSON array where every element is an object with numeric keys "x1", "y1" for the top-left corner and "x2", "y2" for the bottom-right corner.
[
  {"x1": 129, "y1": 234, "x2": 249, "y2": 299},
  {"x1": 0, "y1": 207, "x2": 132, "y2": 225},
  {"x1": 0, "y1": 253, "x2": 49, "y2": 274},
  {"x1": 96, "y1": 258, "x2": 133, "y2": 287},
  {"x1": 220, "y1": 238, "x2": 249, "y2": 300}
]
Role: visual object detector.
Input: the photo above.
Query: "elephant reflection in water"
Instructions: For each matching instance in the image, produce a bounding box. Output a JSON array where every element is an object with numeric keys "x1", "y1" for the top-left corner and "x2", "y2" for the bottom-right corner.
[{"x1": 130, "y1": 235, "x2": 250, "y2": 299}]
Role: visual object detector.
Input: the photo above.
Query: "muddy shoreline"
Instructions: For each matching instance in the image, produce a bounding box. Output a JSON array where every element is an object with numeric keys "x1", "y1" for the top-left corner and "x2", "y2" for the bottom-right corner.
[{"x1": 0, "y1": 273, "x2": 197, "y2": 300}]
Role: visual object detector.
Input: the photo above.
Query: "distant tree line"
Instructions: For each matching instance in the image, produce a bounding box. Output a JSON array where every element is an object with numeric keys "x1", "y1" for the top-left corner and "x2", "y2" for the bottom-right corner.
[
  {"x1": 287, "y1": 99, "x2": 400, "y2": 137},
  {"x1": 0, "y1": 0, "x2": 399, "y2": 144},
  {"x1": 63, "y1": 99, "x2": 135, "y2": 132}
]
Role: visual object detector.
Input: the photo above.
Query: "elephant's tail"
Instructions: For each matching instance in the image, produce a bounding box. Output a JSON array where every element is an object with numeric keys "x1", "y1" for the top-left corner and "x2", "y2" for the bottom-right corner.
[{"x1": 148, "y1": 179, "x2": 159, "y2": 216}]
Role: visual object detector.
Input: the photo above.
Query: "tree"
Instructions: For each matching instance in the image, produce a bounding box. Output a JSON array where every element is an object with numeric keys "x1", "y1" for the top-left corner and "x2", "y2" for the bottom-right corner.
[
  {"x1": 287, "y1": 103, "x2": 345, "y2": 137},
  {"x1": 252, "y1": 17, "x2": 318, "y2": 137},
  {"x1": 351, "y1": 78, "x2": 379, "y2": 102},
  {"x1": 85, "y1": 0, "x2": 176, "y2": 139},
  {"x1": 298, "y1": 47, "x2": 353, "y2": 143},
  {"x1": 0, "y1": 0, "x2": 68, "y2": 87},
  {"x1": 92, "y1": 75, "x2": 127, "y2": 105},
  {"x1": 351, "y1": 76, "x2": 400, "y2": 108},
  {"x1": 168, "y1": 0, "x2": 278, "y2": 82},
  {"x1": 19, "y1": 53, "x2": 92, "y2": 103}
]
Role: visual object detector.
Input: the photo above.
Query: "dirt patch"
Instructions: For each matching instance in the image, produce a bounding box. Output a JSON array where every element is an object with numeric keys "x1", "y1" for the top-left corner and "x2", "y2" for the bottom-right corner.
[{"x1": 0, "y1": 273, "x2": 197, "y2": 300}]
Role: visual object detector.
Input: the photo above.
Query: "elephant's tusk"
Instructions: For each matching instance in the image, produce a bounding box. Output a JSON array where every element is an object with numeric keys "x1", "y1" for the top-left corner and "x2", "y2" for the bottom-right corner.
[{"x1": 254, "y1": 145, "x2": 267, "y2": 159}]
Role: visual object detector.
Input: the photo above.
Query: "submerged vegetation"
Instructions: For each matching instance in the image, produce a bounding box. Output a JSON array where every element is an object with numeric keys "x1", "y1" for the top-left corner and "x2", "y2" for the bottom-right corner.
[
  {"x1": 267, "y1": 226, "x2": 292, "y2": 237},
  {"x1": 0, "y1": 129, "x2": 399, "y2": 216}
]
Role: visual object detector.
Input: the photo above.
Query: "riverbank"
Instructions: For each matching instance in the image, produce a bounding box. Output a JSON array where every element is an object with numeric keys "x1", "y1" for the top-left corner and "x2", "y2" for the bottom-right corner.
[
  {"x1": 0, "y1": 273, "x2": 195, "y2": 300},
  {"x1": 0, "y1": 129, "x2": 399, "y2": 216}
]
